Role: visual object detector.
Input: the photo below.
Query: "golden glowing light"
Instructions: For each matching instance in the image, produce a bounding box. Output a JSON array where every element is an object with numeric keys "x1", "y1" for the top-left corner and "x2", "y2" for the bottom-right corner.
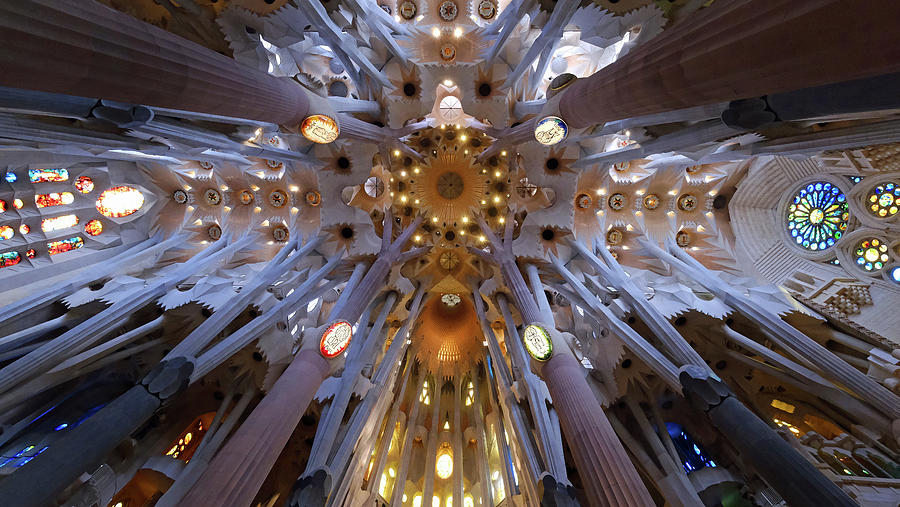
[{"x1": 435, "y1": 443, "x2": 454, "y2": 479}]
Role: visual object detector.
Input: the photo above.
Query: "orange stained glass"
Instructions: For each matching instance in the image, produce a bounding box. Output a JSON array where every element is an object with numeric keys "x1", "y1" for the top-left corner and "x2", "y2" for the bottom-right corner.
[
  {"x1": 19, "y1": 224, "x2": 29, "y2": 235},
  {"x1": 0, "y1": 226, "x2": 12, "y2": 240},
  {"x1": 84, "y1": 220, "x2": 103, "y2": 236},
  {"x1": 41, "y1": 215, "x2": 79, "y2": 232},
  {"x1": 35, "y1": 192, "x2": 74, "y2": 208},
  {"x1": 96, "y1": 186, "x2": 144, "y2": 218},
  {"x1": 74, "y1": 176, "x2": 94, "y2": 194},
  {"x1": 48, "y1": 236, "x2": 83, "y2": 256},
  {"x1": 13, "y1": 199, "x2": 23, "y2": 209},
  {"x1": 28, "y1": 168, "x2": 68, "y2": 183},
  {"x1": 0, "y1": 200, "x2": 6, "y2": 213}
]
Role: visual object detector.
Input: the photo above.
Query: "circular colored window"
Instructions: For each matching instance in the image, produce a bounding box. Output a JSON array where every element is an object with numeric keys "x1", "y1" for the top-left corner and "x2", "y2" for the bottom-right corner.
[
  {"x1": 889, "y1": 266, "x2": 900, "y2": 283},
  {"x1": 320, "y1": 321, "x2": 353, "y2": 358},
  {"x1": 522, "y1": 324, "x2": 553, "y2": 361},
  {"x1": 5, "y1": 172, "x2": 16, "y2": 183},
  {"x1": 678, "y1": 194, "x2": 698, "y2": 211},
  {"x1": 608, "y1": 193, "x2": 627, "y2": 211},
  {"x1": 534, "y1": 116, "x2": 568, "y2": 146},
  {"x1": 786, "y1": 182, "x2": 849, "y2": 251},
  {"x1": 19, "y1": 224, "x2": 29, "y2": 235},
  {"x1": 478, "y1": 0, "x2": 496, "y2": 19},
  {"x1": 74, "y1": 176, "x2": 94, "y2": 194},
  {"x1": 866, "y1": 182, "x2": 899, "y2": 218},
  {"x1": 643, "y1": 194, "x2": 660, "y2": 210},
  {"x1": 85, "y1": 219, "x2": 103, "y2": 236},
  {"x1": 96, "y1": 186, "x2": 144, "y2": 218},
  {"x1": 207, "y1": 224, "x2": 222, "y2": 241},
  {"x1": 0, "y1": 226, "x2": 13, "y2": 240},
  {"x1": 854, "y1": 238, "x2": 889, "y2": 272}
]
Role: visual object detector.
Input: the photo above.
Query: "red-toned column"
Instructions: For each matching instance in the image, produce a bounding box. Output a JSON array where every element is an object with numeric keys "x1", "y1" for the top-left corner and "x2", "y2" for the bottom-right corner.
[
  {"x1": 180, "y1": 349, "x2": 330, "y2": 507},
  {"x1": 558, "y1": 0, "x2": 900, "y2": 128},
  {"x1": 542, "y1": 351, "x2": 654, "y2": 507},
  {"x1": 0, "y1": 0, "x2": 309, "y2": 124}
]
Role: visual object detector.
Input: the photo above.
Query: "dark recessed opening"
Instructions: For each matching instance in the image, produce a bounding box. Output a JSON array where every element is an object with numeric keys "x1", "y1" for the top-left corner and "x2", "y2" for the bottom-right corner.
[
  {"x1": 404, "y1": 157, "x2": 412, "y2": 166},
  {"x1": 252, "y1": 351, "x2": 264, "y2": 362},
  {"x1": 621, "y1": 359, "x2": 632, "y2": 368},
  {"x1": 445, "y1": 131, "x2": 457, "y2": 140},
  {"x1": 340, "y1": 227, "x2": 354, "y2": 239},
  {"x1": 420, "y1": 138, "x2": 432, "y2": 147},
  {"x1": 373, "y1": 121, "x2": 385, "y2": 128},
  {"x1": 725, "y1": 318, "x2": 734, "y2": 326},
  {"x1": 245, "y1": 26, "x2": 257, "y2": 34},
  {"x1": 468, "y1": 224, "x2": 480, "y2": 233},
  {"x1": 201, "y1": 308, "x2": 212, "y2": 317},
  {"x1": 674, "y1": 316, "x2": 687, "y2": 326},
  {"x1": 423, "y1": 223, "x2": 434, "y2": 232},
  {"x1": 713, "y1": 195, "x2": 727, "y2": 209},
  {"x1": 89, "y1": 283, "x2": 103, "y2": 291},
  {"x1": 627, "y1": 316, "x2": 636, "y2": 324},
  {"x1": 337, "y1": 156, "x2": 350, "y2": 169},
  {"x1": 403, "y1": 83, "x2": 416, "y2": 96},
  {"x1": 661, "y1": 400, "x2": 673, "y2": 409},
  {"x1": 214, "y1": 390, "x2": 224, "y2": 400},
  {"x1": 715, "y1": 360, "x2": 727, "y2": 370},
  {"x1": 494, "y1": 182, "x2": 506, "y2": 192},
  {"x1": 445, "y1": 231, "x2": 456, "y2": 241},
  {"x1": 301, "y1": 415, "x2": 317, "y2": 426},
  {"x1": 397, "y1": 181, "x2": 407, "y2": 192},
  {"x1": 404, "y1": 206, "x2": 413, "y2": 216},
  {"x1": 546, "y1": 158, "x2": 560, "y2": 171},
  {"x1": 488, "y1": 156, "x2": 499, "y2": 166},
  {"x1": 264, "y1": 0, "x2": 275, "y2": 4},
  {"x1": 478, "y1": 83, "x2": 492, "y2": 97},
  {"x1": 541, "y1": 229, "x2": 554, "y2": 241},
  {"x1": 470, "y1": 138, "x2": 482, "y2": 147},
  {"x1": 249, "y1": 309, "x2": 259, "y2": 318},
  {"x1": 487, "y1": 207, "x2": 499, "y2": 217}
]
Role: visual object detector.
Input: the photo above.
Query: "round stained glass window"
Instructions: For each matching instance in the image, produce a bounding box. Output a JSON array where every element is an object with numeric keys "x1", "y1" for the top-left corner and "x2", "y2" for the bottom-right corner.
[
  {"x1": 441, "y1": 293, "x2": 461, "y2": 307},
  {"x1": 74, "y1": 176, "x2": 94, "y2": 194},
  {"x1": 320, "y1": 321, "x2": 353, "y2": 358},
  {"x1": 522, "y1": 324, "x2": 553, "y2": 361},
  {"x1": 786, "y1": 182, "x2": 849, "y2": 251},
  {"x1": 854, "y1": 238, "x2": 889, "y2": 272},
  {"x1": 889, "y1": 266, "x2": 900, "y2": 283},
  {"x1": 866, "y1": 182, "x2": 899, "y2": 218},
  {"x1": 0, "y1": 226, "x2": 13, "y2": 240},
  {"x1": 85, "y1": 220, "x2": 103, "y2": 236},
  {"x1": 435, "y1": 443, "x2": 453, "y2": 479},
  {"x1": 96, "y1": 186, "x2": 144, "y2": 218}
]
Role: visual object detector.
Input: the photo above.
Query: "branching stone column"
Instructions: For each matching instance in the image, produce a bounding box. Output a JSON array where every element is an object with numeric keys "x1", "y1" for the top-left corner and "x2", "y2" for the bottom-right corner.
[
  {"x1": 0, "y1": 358, "x2": 194, "y2": 507},
  {"x1": 680, "y1": 367, "x2": 856, "y2": 507},
  {"x1": 471, "y1": 216, "x2": 653, "y2": 506},
  {"x1": 0, "y1": 0, "x2": 311, "y2": 124},
  {"x1": 182, "y1": 212, "x2": 425, "y2": 507},
  {"x1": 556, "y1": 0, "x2": 900, "y2": 129}
]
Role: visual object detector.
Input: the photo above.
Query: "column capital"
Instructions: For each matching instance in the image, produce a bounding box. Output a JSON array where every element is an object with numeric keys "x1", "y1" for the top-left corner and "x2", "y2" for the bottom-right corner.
[
  {"x1": 678, "y1": 365, "x2": 732, "y2": 413},
  {"x1": 140, "y1": 357, "x2": 194, "y2": 402}
]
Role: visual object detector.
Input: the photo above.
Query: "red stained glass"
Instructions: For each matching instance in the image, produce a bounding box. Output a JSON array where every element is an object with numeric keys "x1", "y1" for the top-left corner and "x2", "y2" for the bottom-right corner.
[
  {"x1": 35, "y1": 192, "x2": 74, "y2": 208},
  {"x1": 84, "y1": 220, "x2": 103, "y2": 236},
  {"x1": 48, "y1": 236, "x2": 83, "y2": 256},
  {"x1": 74, "y1": 176, "x2": 94, "y2": 194},
  {"x1": 96, "y1": 186, "x2": 144, "y2": 218},
  {"x1": 0, "y1": 251, "x2": 20, "y2": 268}
]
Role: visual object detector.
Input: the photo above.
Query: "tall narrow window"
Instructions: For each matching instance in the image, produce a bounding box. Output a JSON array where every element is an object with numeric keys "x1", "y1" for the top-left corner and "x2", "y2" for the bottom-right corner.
[
  {"x1": 35, "y1": 192, "x2": 74, "y2": 208},
  {"x1": 28, "y1": 168, "x2": 69, "y2": 183},
  {"x1": 48, "y1": 237, "x2": 83, "y2": 256},
  {"x1": 41, "y1": 215, "x2": 79, "y2": 232}
]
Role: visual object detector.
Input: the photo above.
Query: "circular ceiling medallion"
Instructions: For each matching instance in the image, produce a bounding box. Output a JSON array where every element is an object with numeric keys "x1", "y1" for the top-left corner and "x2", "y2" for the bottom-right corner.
[
  {"x1": 239, "y1": 190, "x2": 254, "y2": 205},
  {"x1": 207, "y1": 224, "x2": 222, "y2": 241},
  {"x1": 675, "y1": 230, "x2": 692, "y2": 247},
  {"x1": 439, "y1": 0, "x2": 458, "y2": 21},
  {"x1": 204, "y1": 189, "x2": 222, "y2": 206},
  {"x1": 273, "y1": 224, "x2": 289, "y2": 242},
  {"x1": 399, "y1": 1, "x2": 417, "y2": 19},
  {"x1": 534, "y1": 116, "x2": 568, "y2": 146},
  {"x1": 439, "y1": 96, "x2": 462, "y2": 120},
  {"x1": 522, "y1": 324, "x2": 553, "y2": 361},
  {"x1": 301, "y1": 115, "x2": 340, "y2": 144},
  {"x1": 437, "y1": 172, "x2": 464, "y2": 199},
  {"x1": 643, "y1": 193, "x2": 660, "y2": 210},
  {"x1": 576, "y1": 193, "x2": 593, "y2": 209},
  {"x1": 478, "y1": 0, "x2": 496, "y2": 19},
  {"x1": 365, "y1": 176, "x2": 385, "y2": 198},
  {"x1": 678, "y1": 194, "x2": 698, "y2": 211},
  {"x1": 305, "y1": 191, "x2": 321, "y2": 206},
  {"x1": 173, "y1": 189, "x2": 188, "y2": 204},
  {"x1": 269, "y1": 189, "x2": 288, "y2": 208},
  {"x1": 320, "y1": 320, "x2": 353, "y2": 358},
  {"x1": 608, "y1": 193, "x2": 626, "y2": 211},
  {"x1": 266, "y1": 135, "x2": 280, "y2": 147},
  {"x1": 441, "y1": 293, "x2": 461, "y2": 307},
  {"x1": 266, "y1": 159, "x2": 284, "y2": 170},
  {"x1": 607, "y1": 229, "x2": 623, "y2": 245},
  {"x1": 439, "y1": 250, "x2": 460, "y2": 270},
  {"x1": 612, "y1": 161, "x2": 630, "y2": 172},
  {"x1": 199, "y1": 160, "x2": 214, "y2": 170},
  {"x1": 439, "y1": 42, "x2": 457, "y2": 62}
]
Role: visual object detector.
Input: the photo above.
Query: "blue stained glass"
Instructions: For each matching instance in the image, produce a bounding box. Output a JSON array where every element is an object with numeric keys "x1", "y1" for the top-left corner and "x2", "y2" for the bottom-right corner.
[
  {"x1": 54, "y1": 423, "x2": 68, "y2": 431},
  {"x1": 786, "y1": 182, "x2": 849, "y2": 251},
  {"x1": 4, "y1": 172, "x2": 16, "y2": 183}
]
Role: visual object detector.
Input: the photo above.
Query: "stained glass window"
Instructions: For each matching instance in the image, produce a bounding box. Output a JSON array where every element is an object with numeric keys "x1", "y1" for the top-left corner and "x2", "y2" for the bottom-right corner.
[
  {"x1": 48, "y1": 236, "x2": 83, "y2": 256},
  {"x1": 0, "y1": 200, "x2": 6, "y2": 213},
  {"x1": 0, "y1": 226, "x2": 13, "y2": 240},
  {"x1": 41, "y1": 215, "x2": 79, "y2": 232},
  {"x1": 25, "y1": 249, "x2": 35, "y2": 259},
  {"x1": 0, "y1": 251, "x2": 20, "y2": 268},
  {"x1": 866, "y1": 182, "x2": 899, "y2": 218},
  {"x1": 889, "y1": 266, "x2": 900, "y2": 284},
  {"x1": 786, "y1": 182, "x2": 849, "y2": 251},
  {"x1": 854, "y1": 238, "x2": 889, "y2": 272},
  {"x1": 13, "y1": 199, "x2": 23, "y2": 210},
  {"x1": 4, "y1": 172, "x2": 16, "y2": 183},
  {"x1": 666, "y1": 423, "x2": 717, "y2": 474},
  {"x1": 74, "y1": 176, "x2": 94, "y2": 194},
  {"x1": 96, "y1": 186, "x2": 144, "y2": 218},
  {"x1": 18, "y1": 224, "x2": 29, "y2": 235},
  {"x1": 84, "y1": 220, "x2": 103, "y2": 236},
  {"x1": 28, "y1": 168, "x2": 68, "y2": 183},
  {"x1": 35, "y1": 192, "x2": 74, "y2": 208}
]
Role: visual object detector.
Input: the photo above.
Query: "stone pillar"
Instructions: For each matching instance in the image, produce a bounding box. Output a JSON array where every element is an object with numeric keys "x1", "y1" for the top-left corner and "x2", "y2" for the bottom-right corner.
[
  {"x1": 0, "y1": 358, "x2": 193, "y2": 507},
  {"x1": 558, "y1": 0, "x2": 900, "y2": 128},
  {"x1": 180, "y1": 349, "x2": 330, "y2": 507},
  {"x1": 0, "y1": 0, "x2": 310, "y2": 124},
  {"x1": 679, "y1": 367, "x2": 856, "y2": 507},
  {"x1": 541, "y1": 352, "x2": 654, "y2": 507}
]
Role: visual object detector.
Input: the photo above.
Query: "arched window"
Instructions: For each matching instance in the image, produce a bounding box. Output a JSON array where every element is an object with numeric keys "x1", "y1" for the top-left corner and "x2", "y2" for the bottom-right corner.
[
  {"x1": 96, "y1": 186, "x2": 144, "y2": 218},
  {"x1": 41, "y1": 215, "x2": 79, "y2": 232},
  {"x1": 35, "y1": 192, "x2": 74, "y2": 208},
  {"x1": 48, "y1": 237, "x2": 83, "y2": 256},
  {"x1": 665, "y1": 423, "x2": 717, "y2": 473},
  {"x1": 785, "y1": 181, "x2": 849, "y2": 251},
  {"x1": 28, "y1": 168, "x2": 68, "y2": 183}
]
